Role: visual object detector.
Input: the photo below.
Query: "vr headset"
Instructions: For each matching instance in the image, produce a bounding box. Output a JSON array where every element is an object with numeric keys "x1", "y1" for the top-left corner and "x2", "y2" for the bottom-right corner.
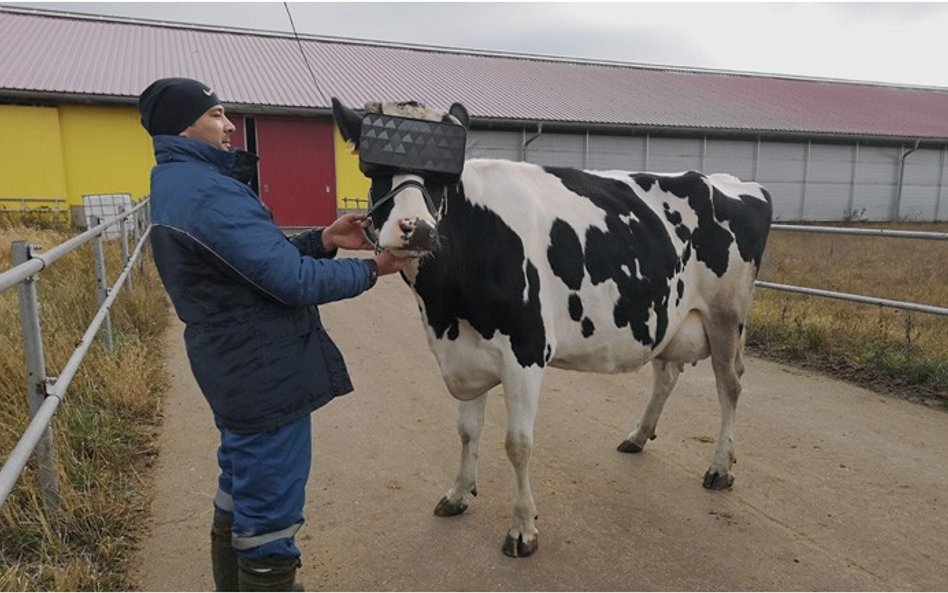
[{"x1": 358, "y1": 113, "x2": 467, "y2": 181}]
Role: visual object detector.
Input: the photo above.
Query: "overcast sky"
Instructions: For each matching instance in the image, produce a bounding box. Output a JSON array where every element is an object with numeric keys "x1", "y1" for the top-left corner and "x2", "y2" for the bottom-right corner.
[{"x1": 10, "y1": 1, "x2": 948, "y2": 88}]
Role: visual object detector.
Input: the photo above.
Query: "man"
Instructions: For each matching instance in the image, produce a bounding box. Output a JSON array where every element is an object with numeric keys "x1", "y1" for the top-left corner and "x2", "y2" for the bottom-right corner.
[{"x1": 139, "y1": 77, "x2": 410, "y2": 591}]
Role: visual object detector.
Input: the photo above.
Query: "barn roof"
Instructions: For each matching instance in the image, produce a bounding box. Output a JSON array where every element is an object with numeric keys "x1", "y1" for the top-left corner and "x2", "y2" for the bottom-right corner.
[{"x1": 3, "y1": 6, "x2": 948, "y2": 142}]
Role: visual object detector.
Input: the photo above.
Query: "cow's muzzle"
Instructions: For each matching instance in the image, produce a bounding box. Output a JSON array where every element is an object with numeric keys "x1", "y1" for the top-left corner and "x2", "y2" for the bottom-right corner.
[
  {"x1": 363, "y1": 179, "x2": 441, "y2": 254},
  {"x1": 399, "y1": 217, "x2": 436, "y2": 252}
]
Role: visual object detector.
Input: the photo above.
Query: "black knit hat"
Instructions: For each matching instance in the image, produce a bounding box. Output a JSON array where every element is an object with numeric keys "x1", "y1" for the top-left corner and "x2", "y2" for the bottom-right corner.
[{"x1": 138, "y1": 77, "x2": 221, "y2": 136}]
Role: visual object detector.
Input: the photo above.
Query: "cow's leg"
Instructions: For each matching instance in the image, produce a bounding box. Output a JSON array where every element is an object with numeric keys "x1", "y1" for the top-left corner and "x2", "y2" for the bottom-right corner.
[
  {"x1": 434, "y1": 393, "x2": 488, "y2": 517},
  {"x1": 704, "y1": 321, "x2": 743, "y2": 490},
  {"x1": 618, "y1": 359, "x2": 681, "y2": 453},
  {"x1": 501, "y1": 367, "x2": 543, "y2": 558}
]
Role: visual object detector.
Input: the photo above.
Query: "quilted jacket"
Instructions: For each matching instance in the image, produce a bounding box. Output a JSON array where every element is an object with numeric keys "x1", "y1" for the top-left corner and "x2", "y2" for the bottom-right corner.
[{"x1": 148, "y1": 135, "x2": 374, "y2": 433}]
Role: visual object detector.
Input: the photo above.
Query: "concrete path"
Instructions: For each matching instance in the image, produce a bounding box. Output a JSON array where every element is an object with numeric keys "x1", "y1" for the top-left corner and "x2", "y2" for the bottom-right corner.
[{"x1": 132, "y1": 268, "x2": 948, "y2": 591}]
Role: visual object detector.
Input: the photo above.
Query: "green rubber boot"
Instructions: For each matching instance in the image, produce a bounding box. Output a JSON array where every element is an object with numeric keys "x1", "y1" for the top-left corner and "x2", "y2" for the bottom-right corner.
[
  {"x1": 237, "y1": 556, "x2": 303, "y2": 592},
  {"x1": 211, "y1": 512, "x2": 238, "y2": 592}
]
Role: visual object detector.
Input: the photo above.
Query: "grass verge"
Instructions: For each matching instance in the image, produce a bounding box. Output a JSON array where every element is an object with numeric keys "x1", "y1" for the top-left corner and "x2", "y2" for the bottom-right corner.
[
  {"x1": 0, "y1": 223, "x2": 169, "y2": 591},
  {"x1": 748, "y1": 221, "x2": 948, "y2": 408}
]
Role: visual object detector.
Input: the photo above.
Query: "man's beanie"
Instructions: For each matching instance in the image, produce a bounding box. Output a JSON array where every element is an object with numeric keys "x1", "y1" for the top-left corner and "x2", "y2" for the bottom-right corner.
[{"x1": 138, "y1": 77, "x2": 221, "y2": 136}]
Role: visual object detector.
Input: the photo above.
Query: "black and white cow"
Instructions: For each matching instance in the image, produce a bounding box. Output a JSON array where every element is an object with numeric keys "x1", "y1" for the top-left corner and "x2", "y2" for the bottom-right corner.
[{"x1": 333, "y1": 98, "x2": 773, "y2": 558}]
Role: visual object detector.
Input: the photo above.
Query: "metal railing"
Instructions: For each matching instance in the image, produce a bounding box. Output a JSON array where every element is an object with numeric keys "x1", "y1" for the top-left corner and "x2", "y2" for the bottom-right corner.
[
  {"x1": 756, "y1": 224, "x2": 948, "y2": 317},
  {"x1": 0, "y1": 197, "x2": 68, "y2": 224},
  {"x1": 0, "y1": 199, "x2": 151, "y2": 511},
  {"x1": 340, "y1": 196, "x2": 369, "y2": 211}
]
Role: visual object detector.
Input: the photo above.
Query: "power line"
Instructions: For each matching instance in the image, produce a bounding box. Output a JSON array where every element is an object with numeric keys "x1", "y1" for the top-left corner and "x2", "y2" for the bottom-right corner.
[{"x1": 282, "y1": 2, "x2": 325, "y2": 104}]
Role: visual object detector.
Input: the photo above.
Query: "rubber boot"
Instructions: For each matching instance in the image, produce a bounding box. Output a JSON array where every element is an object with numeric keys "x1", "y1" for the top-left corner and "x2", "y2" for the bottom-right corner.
[
  {"x1": 237, "y1": 556, "x2": 302, "y2": 592},
  {"x1": 211, "y1": 512, "x2": 238, "y2": 592}
]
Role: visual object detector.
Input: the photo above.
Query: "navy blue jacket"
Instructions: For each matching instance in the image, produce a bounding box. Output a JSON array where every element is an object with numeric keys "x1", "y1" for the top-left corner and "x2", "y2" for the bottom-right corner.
[{"x1": 149, "y1": 136, "x2": 374, "y2": 433}]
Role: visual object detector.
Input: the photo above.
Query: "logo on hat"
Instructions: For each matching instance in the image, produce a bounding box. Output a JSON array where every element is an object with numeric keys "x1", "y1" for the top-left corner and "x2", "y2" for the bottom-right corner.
[{"x1": 203, "y1": 88, "x2": 214, "y2": 96}]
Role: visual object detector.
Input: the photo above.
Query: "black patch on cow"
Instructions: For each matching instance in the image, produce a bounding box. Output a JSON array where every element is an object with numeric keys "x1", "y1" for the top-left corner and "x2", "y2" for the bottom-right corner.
[
  {"x1": 548, "y1": 219, "x2": 584, "y2": 291},
  {"x1": 545, "y1": 167, "x2": 679, "y2": 347},
  {"x1": 412, "y1": 184, "x2": 547, "y2": 368},
  {"x1": 663, "y1": 203, "x2": 682, "y2": 225},
  {"x1": 447, "y1": 319, "x2": 460, "y2": 340},
  {"x1": 568, "y1": 294, "x2": 583, "y2": 322},
  {"x1": 545, "y1": 344, "x2": 552, "y2": 363},
  {"x1": 711, "y1": 188, "x2": 773, "y2": 271},
  {"x1": 581, "y1": 318, "x2": 595, "y2": 337},
  {"x1": 676, "y1": 279, "x2": 684, "y2": 307},
  {"x1": 631, "y1": 171, "x2": 775, "y2": 278},
  {"x1": 367, "y1": 176, "x2": 395, "y2": 229}
]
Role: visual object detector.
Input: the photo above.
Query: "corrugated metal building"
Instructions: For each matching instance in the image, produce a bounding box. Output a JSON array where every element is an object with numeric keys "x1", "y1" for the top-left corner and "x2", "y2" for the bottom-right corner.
[{"x1": 2, "y1": 6, "x2": 948, "y2": 224}]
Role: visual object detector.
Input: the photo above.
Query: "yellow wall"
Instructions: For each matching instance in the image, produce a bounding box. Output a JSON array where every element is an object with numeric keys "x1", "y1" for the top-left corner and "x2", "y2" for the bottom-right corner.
[
  {"x1": 59, "y1": 105, "x2": 153, "y2": 207},
  {"x1": 5, "y1": 104, "x2": 364, "y2": 221},
  {"x1": 0, "y1": 105, "x2": 68, "y2": 205},
  {"x1": 333, "y1": 125, "x2": 370, "y2": 210},
  {"x1": 0, "y1": 103, "x2": 154, "y2": 223}
]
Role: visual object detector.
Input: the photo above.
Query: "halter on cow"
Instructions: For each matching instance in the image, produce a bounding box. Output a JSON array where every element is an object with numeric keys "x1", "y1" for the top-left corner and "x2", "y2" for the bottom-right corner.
[{"x1": 332, "y1": 98, "x2": 773, "y2": 558}]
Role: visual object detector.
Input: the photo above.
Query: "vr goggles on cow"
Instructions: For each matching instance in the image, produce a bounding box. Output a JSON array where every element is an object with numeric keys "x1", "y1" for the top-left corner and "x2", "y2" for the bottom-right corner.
[{"x1": 357, "y1": 113, "x2": 467, "y2": 183}]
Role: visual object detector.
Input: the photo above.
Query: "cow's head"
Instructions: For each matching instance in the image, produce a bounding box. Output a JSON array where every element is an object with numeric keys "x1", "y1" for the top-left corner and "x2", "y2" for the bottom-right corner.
[{"x1": 332, "y1": 98, "x2": 470, "y2": 256}]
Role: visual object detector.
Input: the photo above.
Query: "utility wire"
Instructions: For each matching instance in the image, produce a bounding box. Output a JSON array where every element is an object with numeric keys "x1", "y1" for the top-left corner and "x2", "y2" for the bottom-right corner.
[{"x1": 283, "y1": 2, "x2": 326, "y2": 104}]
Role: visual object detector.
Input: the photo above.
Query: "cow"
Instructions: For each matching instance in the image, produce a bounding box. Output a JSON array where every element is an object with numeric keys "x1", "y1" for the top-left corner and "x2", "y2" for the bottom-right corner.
[{"x1": 332, "y1": 98, "x2": 773, "y2": 558}]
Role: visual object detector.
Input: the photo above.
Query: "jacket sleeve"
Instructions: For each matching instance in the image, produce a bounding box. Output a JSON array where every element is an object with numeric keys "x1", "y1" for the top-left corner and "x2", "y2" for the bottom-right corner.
[
  {"x1": 288, "y1": 228, "x2": 338, "y2": 259},
  {"x1": 189, "y1": 177, "x2": 373, "y2": 306}
]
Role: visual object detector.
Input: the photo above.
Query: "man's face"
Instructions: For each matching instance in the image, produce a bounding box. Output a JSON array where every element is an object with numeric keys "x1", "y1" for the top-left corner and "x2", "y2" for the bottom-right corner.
[{"x1": 180, "y1": 105, "x2": 235, "y2": 150}]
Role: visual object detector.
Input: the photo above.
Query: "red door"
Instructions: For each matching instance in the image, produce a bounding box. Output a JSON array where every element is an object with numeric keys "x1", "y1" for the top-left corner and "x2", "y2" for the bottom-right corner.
[{"x1": 255, "y1": 117, "x2": 336, "y2": 227}]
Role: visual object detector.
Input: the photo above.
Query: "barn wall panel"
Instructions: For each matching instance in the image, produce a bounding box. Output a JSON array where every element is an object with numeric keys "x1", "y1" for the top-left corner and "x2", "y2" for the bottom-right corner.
[
  {"x1": 803, "y1": 183, "x2": 852, "y2": 220},
  {"x1": 808, "y1": 144, "x2": 853, "y2": 182},
  {"x1": 59, "y1": 105, "x2": 152, "y2": 212},
  {"x1": 0, "y1": 105, "x2": 68, "y2": 203},
  {"x1": 467, "y1": 130, "x2": 522, "y2": 161},
  {"x1": 899, "y1": 148, "x2": 941, "y2": 221},
  {"x1": 648, "y1": 137, "x2": 702, "y2": 173},
  {"x1": 466, "y1": 127, "x2": 943, "y2": 221},
  {"x1": 852, "y1": 184, "x2": 896, "y2": 220},
  {"x1": 757, "y1": 141, "x2": 806, "y2": 183},
  {"x1": 527, "y1": 133, "x2": 585, "y2": 168},
  {"x1": 704, "y1": 139, "x2": 755, "y2": 180},
  {"x1": 855, "y1": 146, "x2": 899, "y2": 184},
  {"x1": 586, "y1": 135, "x2": 647, "y2": 171}
]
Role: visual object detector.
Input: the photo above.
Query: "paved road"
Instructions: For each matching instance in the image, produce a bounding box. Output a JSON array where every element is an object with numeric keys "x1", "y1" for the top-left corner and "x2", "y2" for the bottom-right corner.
[{"x1": 132, "y1": 266, "x2": 948, "y2": 591}]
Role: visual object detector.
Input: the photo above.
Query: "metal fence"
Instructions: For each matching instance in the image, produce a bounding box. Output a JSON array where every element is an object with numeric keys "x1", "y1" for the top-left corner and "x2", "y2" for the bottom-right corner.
[
  {"x1": 0, "y1": 197, "x2": 69, "y2": 225},
  {"x1": 757, "y1": 224, "x2": 948, "y2": 317},
  {"x1": 0, "y1": 199, "x2": 151, "y2": 511}
]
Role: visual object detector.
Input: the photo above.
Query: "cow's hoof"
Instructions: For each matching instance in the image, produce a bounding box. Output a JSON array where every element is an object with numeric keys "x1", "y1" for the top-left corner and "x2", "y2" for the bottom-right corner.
[
  {"x1": 434, "y1": 497, "x2": 468, "y2": 517},
  {"x1": 617, "y1": 440, "x2": 643, "y2": 454},
  {"x1": 702, "y1": 470, "x2": 734, "y2": 490},
  {"x1": 502, "y1": 533, "x2": 538, "y2": 558}
]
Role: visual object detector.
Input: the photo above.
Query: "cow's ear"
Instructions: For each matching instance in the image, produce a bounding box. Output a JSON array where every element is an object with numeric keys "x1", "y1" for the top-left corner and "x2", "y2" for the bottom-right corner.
[
  {"x1": 448, "y1": 103, "x2": 470, "y2": 129},
  {"x1": 331, "y1": 97, "x2": 362, "y2": 148}
]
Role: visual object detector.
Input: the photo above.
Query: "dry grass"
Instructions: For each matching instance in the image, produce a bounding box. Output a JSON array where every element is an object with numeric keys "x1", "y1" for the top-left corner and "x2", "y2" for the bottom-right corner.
[
  {"x1": 749, "y1": 221, "x2": 948, "y2": 406},
  {"x1": 0, "y1": 223, "x2": 169, "y2": 591}
]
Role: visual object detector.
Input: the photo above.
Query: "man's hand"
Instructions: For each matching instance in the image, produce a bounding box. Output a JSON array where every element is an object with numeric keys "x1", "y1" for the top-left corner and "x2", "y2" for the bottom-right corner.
[
  {"x1": 322, "y1": 213, "x2": 373, "y2": 251},
  {"x1": 374, "y1": 250, "x2": 414, "y2": 276}
]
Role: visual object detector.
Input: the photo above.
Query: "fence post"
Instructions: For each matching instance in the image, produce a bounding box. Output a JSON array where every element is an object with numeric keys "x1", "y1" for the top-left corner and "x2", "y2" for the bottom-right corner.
[
  {"x1": 119, "y1": 206, "x2": 132, "y2": 291},
  {"x1": 89, "y1": 215, "x2": 114, "y2": 352},
  {"x1": 11, "y1": 241, "x2": 61, "y2": 512}
]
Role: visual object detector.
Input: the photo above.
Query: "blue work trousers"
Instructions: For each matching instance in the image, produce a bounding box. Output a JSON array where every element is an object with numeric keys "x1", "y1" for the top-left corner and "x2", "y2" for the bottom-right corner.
[{"x1": 212, "y1": 414, "x2": 312, "y2": 560}]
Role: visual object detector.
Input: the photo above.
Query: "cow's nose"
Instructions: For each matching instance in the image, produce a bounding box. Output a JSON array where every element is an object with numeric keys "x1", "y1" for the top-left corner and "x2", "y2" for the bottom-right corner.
[{"x1": 406, "y1": 219, "x2": 435, "y2": 251}]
